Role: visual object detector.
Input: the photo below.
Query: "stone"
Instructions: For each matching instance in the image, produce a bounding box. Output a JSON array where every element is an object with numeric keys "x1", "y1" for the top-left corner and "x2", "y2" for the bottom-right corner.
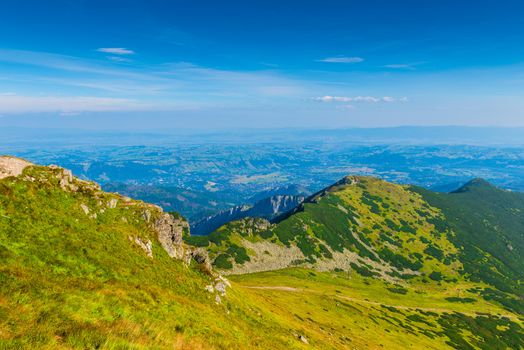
[
  {"x1": 299, "y1": 335, "x2": 309, "y2": 344},
  {"x1": 129, "y1": 236, "x2": 153, "y2": 258},
  {"x1": 142, "y1": 209, "x2": 151, "y2": 222},
  {"x1": 153, "y1": 213, "x2": 188, "y2": 260},
  {"x1": 80, "y1": 203, "x2": 90, "y2": 215},
  {"x1": 0, "y1": 156, "x2": 32, "y2": 180},
  {"x1": 215, "y1": 282, "x2": 227, "y2": 296},
  {"x1": 215, "y1": 275, "x2": 231, "y2": 288},
  {"x1": 107, "y1": 198, "x2": 118, "y2": 209}
]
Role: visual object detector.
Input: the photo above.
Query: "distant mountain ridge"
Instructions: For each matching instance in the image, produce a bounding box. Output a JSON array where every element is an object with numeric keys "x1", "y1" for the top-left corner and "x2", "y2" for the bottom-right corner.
[
  {"x1": 191, "y1": 194, "x2": 305, "y2": 235},
  {"x1": 248, "y1": 184, "x2": 309, "y2": 202}
]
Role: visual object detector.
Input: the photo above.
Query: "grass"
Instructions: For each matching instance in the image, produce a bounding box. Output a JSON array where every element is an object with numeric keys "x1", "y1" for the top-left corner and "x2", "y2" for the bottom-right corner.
[
  {"x1": 0, "y1": 165, "x2": 312, "y2": 349},
  {"x1": 195, "y1": 176, "x2": 523, "y2": 318},
  {"x1": 2, "y1": 165, "x2": 523, "y2": 349},
  {"x1": 231, "y1": 268, "x2": 524, "y2": 350}
]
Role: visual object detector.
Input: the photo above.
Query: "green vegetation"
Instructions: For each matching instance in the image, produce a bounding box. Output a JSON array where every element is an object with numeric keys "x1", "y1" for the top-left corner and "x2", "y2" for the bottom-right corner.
[
  {"x1": 412, "y1": 179, "x2": 524, "y2": 312},
  {"x1": 200, "y1": 177, "x2": 463, "y2": 283},
  {"x1": 2, "y1": 160, "x2": 523, "y2": 349},
  {"x1": 0, "y1": 164, "x2": 316, "y2": 349},
  {"x1": 198, "y1": 177, "x2": 523, "y2": 315},
  {"x1": 231, "y1": 268, "x2": 524, "y2": 350}
]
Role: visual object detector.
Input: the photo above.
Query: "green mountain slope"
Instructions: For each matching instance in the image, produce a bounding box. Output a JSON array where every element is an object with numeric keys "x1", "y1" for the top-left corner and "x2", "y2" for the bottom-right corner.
[
  {"x1": 412, "y1": 179, "x2": 524, "y2": 310},
  {"x1": 1, "y1": 158, "x2": 523, "y2": 349},
  {"x1": 0, "y1": 158, "x2": 316, "y2": 349},
  {"x1": 189, "y1": 176, "x2": 524, "y2": 341},
  {"x1": 191, "y1": 177, "x2": 464, "y2": 280}
]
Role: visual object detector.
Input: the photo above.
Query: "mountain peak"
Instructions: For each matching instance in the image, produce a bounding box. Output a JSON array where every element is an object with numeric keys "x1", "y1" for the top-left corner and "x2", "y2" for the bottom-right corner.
[{"x1": 451, "y1": 178, "x2": 496, "y2": 193}]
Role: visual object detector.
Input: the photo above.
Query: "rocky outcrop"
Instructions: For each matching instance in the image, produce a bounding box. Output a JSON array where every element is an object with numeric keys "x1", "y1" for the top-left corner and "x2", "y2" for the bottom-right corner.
[
  {"x1": 191, "y1": 205, "x2": 251, "y2": 235},
  {"x1": 191, "y1": 195, "x2": 303, "y2": 235},
  {"x1": 154, "y1": 213, "x2": 189, "y2": 260},
  {"x1": 204, "y1": 275, "x2": 232, "y2": 304},
  {"x1": 0, "y1": 156, "x2": 32, "y2": 180},
  {"x1": 48, "y1": 164, "x2": 100, "y2": 193},
  {"x1": 1, "y1": 156, "x2": 220, "y2": 286}
]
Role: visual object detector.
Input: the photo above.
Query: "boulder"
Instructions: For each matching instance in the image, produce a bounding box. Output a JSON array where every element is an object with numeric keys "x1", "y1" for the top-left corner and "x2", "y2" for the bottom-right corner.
[
  {"x1": 0, "y1": 156, "x2": 32, "y2": 180},
  {"x1": 80, "y1": 203, "x2": 90, "y2": 215}
]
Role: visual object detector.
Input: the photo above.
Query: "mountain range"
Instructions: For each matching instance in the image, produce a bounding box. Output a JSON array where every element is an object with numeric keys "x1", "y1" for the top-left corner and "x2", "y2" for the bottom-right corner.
[
  {"x1": 0, "y1": 156, "x2": 522, "y2": 349},
  {"x1": 191, "y1": 194, "x2": 306, "y2": 235}
]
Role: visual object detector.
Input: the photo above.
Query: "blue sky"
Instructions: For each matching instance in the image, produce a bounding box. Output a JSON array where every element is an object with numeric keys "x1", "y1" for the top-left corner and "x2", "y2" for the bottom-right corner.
[{"x1": 1, "y1": 0, "x2": 524, "y2": 129}]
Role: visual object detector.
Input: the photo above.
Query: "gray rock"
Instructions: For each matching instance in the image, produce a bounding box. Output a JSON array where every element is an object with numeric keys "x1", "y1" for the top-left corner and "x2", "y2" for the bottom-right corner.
[
  {"x1": 0, "y1": 156, "x2": 32, "y2": 180},
  {"x1": 80, "y1": 203, "x2": 90, "y2": 215},
  {"x1": 299, "y1": 335, "x2": 308, "y2": 344},
  {"x1": 142, "y1": 209, "x2": 151, "y2": 222},
  {"x1": 154, "y1": 213, "x2": 188, "y2": 260},
  {"x1": 129, "y1": 236, "x2": 153, "y2": 258},
  {"x1": 215, "y1": 282, "x2": 227, "y2": 296}
]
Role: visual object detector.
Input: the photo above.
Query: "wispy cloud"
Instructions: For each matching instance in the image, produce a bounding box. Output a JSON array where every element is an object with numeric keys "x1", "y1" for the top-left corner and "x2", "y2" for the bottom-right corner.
[
  {"x1": 0, "y1": 48, "x2": 412, "y2": 115},
  {"x1": 314, "y1": 95, "x2": 407, "y2": 103},
  {"x1": 383, "y1": 62, "x2": 425, "y2": 70},
  {"x1": 0, "y1": 95, "x2": 145, "y2": 113},
  {"x1": 106, "y1": 56, "x2": 132, "y2": 63},
  {"x1": 0, "y1": 49, "x2": 317, "y2": 113},
  {"x1": 96, "y1": 47, "x2": 135, "y2": 55},
  {"x1": 318, "y1": 56, "x2": 364, "y2": 63}
]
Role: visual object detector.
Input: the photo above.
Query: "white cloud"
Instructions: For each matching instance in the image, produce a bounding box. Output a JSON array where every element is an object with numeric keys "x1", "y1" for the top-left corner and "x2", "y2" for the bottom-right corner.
[
  {"x1": 383, "y1": 62, "x2": 425, "y2": 70},
  {"x1": 106, "y1": 56, "x2": 132, "y2": 63},
  {"x1": 0, "y1": 95, "x2": 146, "y2": 113},
  {"x1": 318, "y1": 56, "x2": 364, "y2": 63},
  {"x1": 96, "y1": 47, "x2": 135, "y2": 55},
  {"x1": 314, "y1": 95, "x2": 407, "y2": 103}
]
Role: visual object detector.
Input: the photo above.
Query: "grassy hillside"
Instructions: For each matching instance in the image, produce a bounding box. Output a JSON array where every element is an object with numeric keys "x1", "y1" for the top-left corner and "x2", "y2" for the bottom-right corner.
[
  {"x1": 232, "y1": 269, "x2": 524, "y2": 350},
  {"x1": 412, "y1": 179, "x2": 524, "y2": 311},
  {"x1": 192, "y1": 177, "x2": 464, "y2": 280},
  {"x1": 189, "y1": 176, "x2": 524, "y2": 330},
  {"x1": 1, "y1": 159, "x2": 523, "y2": 349},
  {"x1": 0, "y1": 160, "x2": 314, "y2": 349}
]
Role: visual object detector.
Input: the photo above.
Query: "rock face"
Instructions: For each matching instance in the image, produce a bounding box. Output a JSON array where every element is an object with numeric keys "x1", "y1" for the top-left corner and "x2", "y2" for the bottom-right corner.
[
  {"x1": 154, "y1": 213, "x2": 189, "y2": 260},
  {"x1": 191, "y1": 195, "x2": 304, "y2": 235},
  {"x1": 191, "y1": 248, "x2": 212, "y2": 272},
  {"x1": 48, "y1": 164, "x2": 100, "y2": 192},
  {"x1": 0, "y1": 156, "x2": 32, "y2": 180},
  {"x1": 250, "y1": 195, "x2": 304, "y2": 218}
]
